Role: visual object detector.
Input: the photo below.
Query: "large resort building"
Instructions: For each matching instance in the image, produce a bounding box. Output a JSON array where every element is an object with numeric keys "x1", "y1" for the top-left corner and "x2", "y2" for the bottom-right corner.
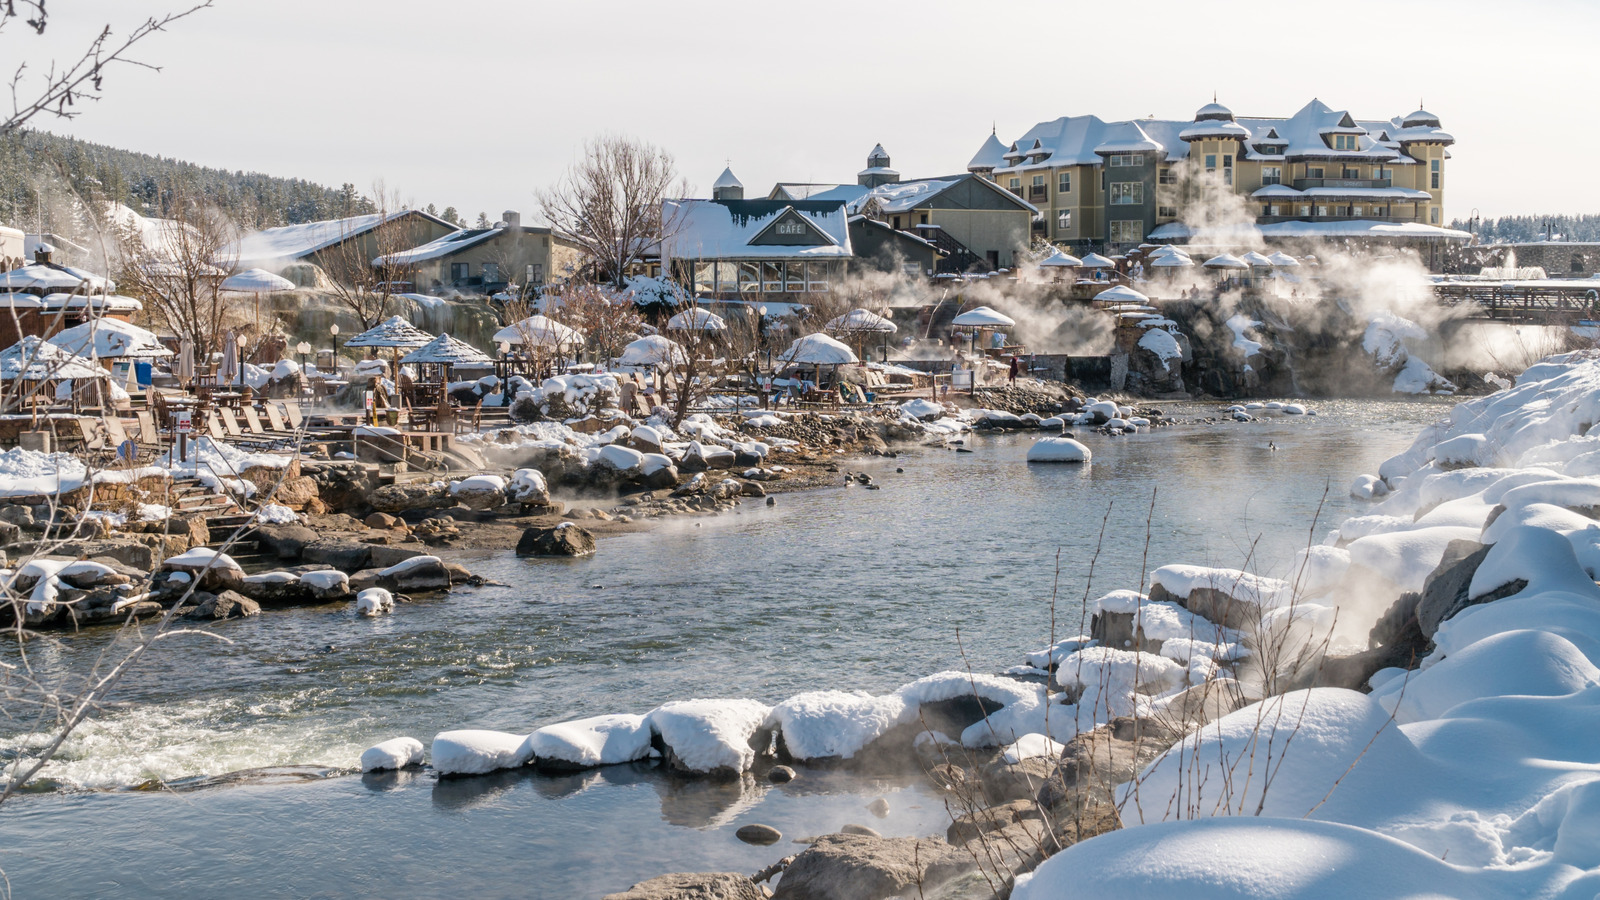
[{"x1": 972, "y1": 98, "x2": 1464, "y2": 260}]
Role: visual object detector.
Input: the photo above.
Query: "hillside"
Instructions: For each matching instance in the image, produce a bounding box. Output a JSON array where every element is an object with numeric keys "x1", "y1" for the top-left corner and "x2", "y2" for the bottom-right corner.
[
  {"x1": 0, "y1": 130, "x2": 410, "y2": 233},
  {"x1": 1450, "y1": 214, "x2": 1600, "y2": 243}
]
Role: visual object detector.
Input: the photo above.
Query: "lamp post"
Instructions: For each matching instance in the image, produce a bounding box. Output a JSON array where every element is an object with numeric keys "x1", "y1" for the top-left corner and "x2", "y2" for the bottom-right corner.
[
  {"x1": 296, "y1": 341, "x2": 311, "y2": 371},
  {"x1": 329, "y1": 323, "x2": 340, "y2": 375},
  {"x1": 758, "y1": 305, "x2": 769, "y2": 371}
]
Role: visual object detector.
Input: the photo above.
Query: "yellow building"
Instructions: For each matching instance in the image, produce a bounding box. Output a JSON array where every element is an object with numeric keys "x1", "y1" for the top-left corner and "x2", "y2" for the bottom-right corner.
[{"x1": 970, "y1": 99, "x2": 1459, "y2": 255}]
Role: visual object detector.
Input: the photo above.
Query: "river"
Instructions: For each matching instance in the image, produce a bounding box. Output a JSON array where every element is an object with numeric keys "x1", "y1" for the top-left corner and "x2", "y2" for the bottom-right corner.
[{"x1": 0, "y1": 399, "x2": 1454, "y2": 897}]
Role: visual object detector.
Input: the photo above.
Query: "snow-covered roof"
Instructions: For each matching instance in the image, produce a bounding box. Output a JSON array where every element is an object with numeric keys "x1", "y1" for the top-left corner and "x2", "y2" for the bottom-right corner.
[
  {"x1": 228, "y1": 209, "x2": 452, "y2": 268},
  {"x1": 400, "y1": 332, "x2": 492, "y2": 365},
  {"x1": 1401, "y1": 108, "x2": 1441, "y2": 128},
  {"x1": 713, "y1": 167, "x2": 743, "y2": 190},
  {"x1": 1095, "y1": 285, "x2": 1149, "y2": 304},
  {"x1": 1038, "y1": 248, "x2": 1082, "y2": 267},
  {"x1": 1079, "y1": 253, "x2": 1117, "y2": 268},
  {"x1": 850, "y1": 175, "x2": 1036, "y2": 216},
  {"x1": 373, "y1": 227, "x2": 498, "y2": 266},
  {"x1": 343, "y1": 315, "x2": 435, "y2": 348},
  {"x1": 0, "y1": 336, "x2": 107, "y2": 380},
  {"x1": 660, "y1": 199, "x2": 852, "y2": 261},
  {"x1": 48, "y1": 318, "x2": 172, "y2": 359},
  {"x1": 1241, "y1": 251, "x2": 1275, "y2": 267},
  {"x1": 667, "y1": 307, "x2": 728, "y2": 332},
  {"x1": 1203, "y1": 253, "x2": 1250, "y2": 269},
  {"x1": 618, "y1": 334, "x2": 686, "y2": 368},
  {"x1": 992, "y1": 98, "x2": 1445, "y2": 173},
  {"x1": 0, "y1": 263, "x2": 104, "y2": 291},
  {"x1": 40, "y1": 292, "x2": 141, "y2": 311},
  {"x1": 1252, "y1": 185, "x2": 1307, "y2": 199},
  {"x1": 967, "y1": 132, "x2": 1008, "y2": 171},
  {"x1": 1267, "y1": 251, "x2": 1300, "y2": 266},
  {"x1": 771, "y1": 183, "x2": 853, "y2": 201}
]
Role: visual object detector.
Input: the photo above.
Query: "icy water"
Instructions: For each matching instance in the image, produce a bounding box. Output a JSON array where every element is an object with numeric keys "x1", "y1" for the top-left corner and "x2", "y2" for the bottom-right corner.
[{"x1": 0, "y1": 399, "x2": 1452, "y2": 897}]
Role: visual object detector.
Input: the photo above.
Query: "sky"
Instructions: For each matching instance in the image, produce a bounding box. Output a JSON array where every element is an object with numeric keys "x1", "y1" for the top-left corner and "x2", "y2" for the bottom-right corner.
[{"x1": 10, "y1": 0, "x2": 1599, "y2": 223}]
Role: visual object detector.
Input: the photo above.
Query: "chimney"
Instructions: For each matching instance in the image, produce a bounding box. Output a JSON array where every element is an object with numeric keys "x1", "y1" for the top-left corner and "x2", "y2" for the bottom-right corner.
[
  {"x1": 33, "y1": 242, "x2": 54, "y2": 265},
  {"x1": 502, "y1": 210, "x2": 521, "y2": 229}
]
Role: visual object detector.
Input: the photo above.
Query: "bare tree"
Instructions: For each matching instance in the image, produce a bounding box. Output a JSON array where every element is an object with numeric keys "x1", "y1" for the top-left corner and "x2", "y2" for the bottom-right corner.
[
  {"x1": 536, "y1": 135, "x2": 686, "y2": 288},
  {"x1": 2, "y1": 2, "x2": 214, "y2": 135},
  {"x1": 323, "y1": 181, "x2": 414, "y2": 330},
  {"x1": 115, "y1": 183, "x2": 239, "y2": 364},
  {"x1": 550, "y1": 281, "x2": 642, "y2": 365}
]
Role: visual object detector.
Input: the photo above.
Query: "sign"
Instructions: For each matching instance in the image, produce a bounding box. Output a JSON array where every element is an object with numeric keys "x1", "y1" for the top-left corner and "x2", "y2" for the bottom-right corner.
[{"x1": 175, "y1": 411, "x2": 193, "y2": 434}]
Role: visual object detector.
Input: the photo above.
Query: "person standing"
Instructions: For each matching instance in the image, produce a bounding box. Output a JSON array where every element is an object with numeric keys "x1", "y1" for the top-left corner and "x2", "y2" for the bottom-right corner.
[{"x1": 1008, "y1": 356, "x2": 1019, "y2": 384}]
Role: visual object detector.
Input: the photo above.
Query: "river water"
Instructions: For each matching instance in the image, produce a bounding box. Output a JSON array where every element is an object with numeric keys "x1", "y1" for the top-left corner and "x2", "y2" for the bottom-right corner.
[{"x1": 0, "y1": 399, "x2": 1453, "y2": 897}]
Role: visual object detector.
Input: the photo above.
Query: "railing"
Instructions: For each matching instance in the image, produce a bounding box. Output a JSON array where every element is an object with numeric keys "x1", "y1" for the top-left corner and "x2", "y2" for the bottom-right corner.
[
  {"x1": 1028, "y1": 186, "x2": 1048, "y2": 202},
  {"x1": 1255, "y1": 214, "x2": 1421, "y2": 225},
  {"x1": 1293, "y1": 178, "x2": 1393, "y2": 190}
]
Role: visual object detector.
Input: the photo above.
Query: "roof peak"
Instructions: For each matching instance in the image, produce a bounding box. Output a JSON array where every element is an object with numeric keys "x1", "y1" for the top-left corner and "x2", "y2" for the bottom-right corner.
[{"x1": 712, "y1": 166, "x2": 743, "y2": 189}]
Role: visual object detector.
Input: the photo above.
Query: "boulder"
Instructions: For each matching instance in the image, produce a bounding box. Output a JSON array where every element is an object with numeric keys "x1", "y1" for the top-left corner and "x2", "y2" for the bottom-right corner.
[
  {"x1": 365, "y1": 512, "x2": 401, "y2": 530},
  {"x1": 185, "y1": 590, "x2": 260, "y2": 620},
  {"x1": 254, "y1": 524, "x2": 319, "y2": 560},
  {"x1": 737, "y1": 481, "x2": 766, "y2": 498},
  {"x1": 450, "y1": 475, "x2": 508, "y2": 511},
  {"x1": 772, "y1": 833, "x2": 964, "y2": 900},
  {"x1": 509, "y1": 468, "x2": 550, "y2": 507},
  {"x1": 515, "y1": 524, "x2": 596, "y2": 558},
  {"x1": 947, "y1": 798, "x2": 1044, "y2": 846},
  {"x1": 378, "y1": 556, "x2": 451, "y2": 593},
  {"x1": 603, "y1": 873, "x2": 766, "y2": 900},
  {"x1": 233, "y1": 572, "x2": 319, "y2": 606},
  {"x1": 1416, "y1": 539, "x2": 1494, "y2": 639},
  {"x1": 0, "y1": 520, "x2": 20, "y2": 547},
  {"x1": 271, "y1": 474, "x2": 320, "y2": 510},
  {"x1": 367, "y1": 545, "x2": 423, "y2": 569},
  {"x1": 370, "y1": 482, "x2": 450, "y2": 514},
  {"x1": 301, "y1": 540, "x2": 373, "y2": 572},
  {"x1": 299, "y1": 569, "x2": 351, "y2": 599},
  {"x1": 302, "y1": 462, "x2": 378, "y2": 514},
  {"x1": 0, "y1": 504, "x2": 35, "y2": 529},
  {"x1": 735, "y1": 824, "x2": 782, "y2": 845}
]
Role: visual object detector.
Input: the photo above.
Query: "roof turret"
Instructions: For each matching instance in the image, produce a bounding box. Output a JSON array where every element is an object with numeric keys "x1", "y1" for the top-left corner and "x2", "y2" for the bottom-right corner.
[{"x1": 1195, "y1": 101, "x2": 1234, "y2": 122}]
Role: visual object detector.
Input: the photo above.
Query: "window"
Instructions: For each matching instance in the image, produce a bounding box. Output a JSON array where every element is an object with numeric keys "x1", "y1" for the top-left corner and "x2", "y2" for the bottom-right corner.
[
  {"x1": 481, "y1": 262, "x2": 501, "y2": 283},
  {"x1": 1308, "y1": 167, "x2": 1324, "y2": 179},
  {"x1": 1057, "y1": 209, "x2": 1072, "y2": 230},
  {"x1": 1109, "y1": 220, "x2": 1143, "y2": 243},
  {"x1": 1297, "y1": 204, "x2": 1310, "y2": 216},
  {"x1": 714, "y1": 261, "x2": 738, "y2": 293},
  {"x1": 1431, "y1": 159, "x2": 1440, "y2": 189},
  {"x1": 1374, "y1": 167, "x2": 1391, "y2": 182},
  {"x1": 1430, "y1": 207, "x2": 1440, "y2": 224},
  {"x1": 693, "y1": 261, "x2": 715, "y2": 292},
  {"x1": 761, "y1": 261, "x2": 782, "y2": 292},
  {"x1": 1332, "y1": 134, "x2": 1359, "y2": 151},
  {"x1": 1008, "y1": 177, "x2": 1022, "y2": 198},
  {"x1": 807, "y1": 261, "x2": 829, "y2": 292},
  {"x1": 1351, "y1": 206, "x2": 1363, "y2": 217},
  {"x1": 775, "y1": 220, "x2": 806, "y2": 236},
  {"x1": 1223, "y1": 154, "x2": 1233, "y2": 186},
  {"x1": 902, "y1": 262, "x2": 921, "y2": 276},
  {"x1": 1316, "y1": 205, "x2": 1329, "y2": 217},
  {"x1": 918, "y1": 213, "x2": 928, "y2": 225},
  {"x1": 785, "y1": 261, "x2": 806, "y2": 292},
  {"x1": 530, "y1": 263, "x2": 544, "y2": 284},
  {"x1": 1030, "y1": 174, "x2": 1047, "y2": 201},
  {"x1": 1261, "y1": 166, "x2": 1282, "y2": 186},
  {"x1": 1158, "y1": 205, "x2": 1177, "y2": 218},
  {"x1": 450, "y1": 262, "x2": 470, "y2": 282},
  {"x1": 1158, "y1": 167, "x2": 1176, "y2": 185},
  {"x1": 1110, "y1": 154, "x2": 1141, "y2": 167},
  {"x1": 1343, "y1": 167, "x2": 1360, "y2": 179},
  {"x1": 1205, "y1": 154, "x2": 1217, "y2": 172},
  {"x1": 1058, "y1": 172, "x2": 1071, "y2": 193},
  {"x1": 1266, "y1": 204, "x2": 1280, "y2": 216},
  {"x1": 739, "y1": 262, "x2": 760, "y2": 292},
  {"x1": 1110, "y1": 182, "x2": 1143, "y2": 205}
]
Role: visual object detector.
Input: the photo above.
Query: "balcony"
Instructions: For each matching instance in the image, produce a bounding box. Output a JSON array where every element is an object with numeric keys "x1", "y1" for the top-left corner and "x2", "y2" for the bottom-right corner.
[
  {"x1": 1293, "y1": 177, "x2": 1392, "y2": 190},
  {"x1": 1255, "y1": 214, "x2": 1421, "y2": 225},
  {"x1": 1028, "y1": 186, "x2": 1048, "y2": 202}
]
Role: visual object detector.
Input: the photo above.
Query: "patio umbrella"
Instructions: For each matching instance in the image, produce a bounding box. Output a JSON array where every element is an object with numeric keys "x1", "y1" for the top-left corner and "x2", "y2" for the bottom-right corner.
[
  {"x1": 491, "y1": 315, "x2": 584, "y2": 350},
  {"x1": 344, "y1": 315, "x2": 435, "y2": 350},
  {"x1": 175, "y1": 339, "x2": 196, "y2": 386},
  {"x1": 619, "y1": 335, "x2": 687, "y2": 369},
  {"x1": 824, "y1": 308, "x2": 897, "y2": 335},
  {"x1": 950, "y1": 306, "x2": 1017, "y2": 327},
  {"x1": 1268, "y1": 251, "x2": 1301, "y2": 267},
  {"x1": 1148, "y1": 254, "x2": 1194, "y2": 268},
  {"x1": 222, "y1": 268, "x2": 296, "y2": 333},
  {"x1": 1095, "y1": 285, "x2": 1151, "y2": 305},
  {"x1": 220, "y1": 330, "x2": 240, "y2": 386},
  {"x1": 666, "y1": 307, "x2": 728, "y2": 333},
  {"x1": 1078, "y1": 253, "x2": 1117, "y2": 269},
  {"x1": 1038, "y1": 248, "x2": 1083, "y2": 268},
  {"x1": 400, "y1": 332, "x2": 493, "y2": 366},
  {"x1": 1203, "y1": 254, "x2": 1250, "y2": 269},
  {"x1": 1241, "y1": 251, "x2": 1275, "y2": 268},
  {"x1": 777, "y1": 332, "x2": 857, "y2": 365}
]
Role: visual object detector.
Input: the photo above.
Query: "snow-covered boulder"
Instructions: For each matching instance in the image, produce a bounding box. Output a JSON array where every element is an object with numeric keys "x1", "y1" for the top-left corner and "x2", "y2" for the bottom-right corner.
[
  {"x1": 1026, "y1": 438, "x2": 1091, "y2": 464},
  {"x1": 899, "y1": 399, "x2": 944, "y2": 421},
  {"x1": 431, "y1": 729, "x2": 533, "y2": 776},
  {"x1": 646, "y1": 698, "x2": 772, "y2": 775},
  {"x1": 508, "y1": 468, "x2": 549, "y2": 506},
  {"x1": 449, "y1": 474, "x2": 507, "y2": 510},
  {"x1": 523, "y1": 714, "x2": 654, "y2": 771},
  {"x1": 355, "y1": 587, "x2": 394, "y2": 616},
  {"x1": 361, "y1": 737, "x2": 424, "y2": 772},
  {"x1": 300, "y1": 569, "x2": 350, "y2": 599}
]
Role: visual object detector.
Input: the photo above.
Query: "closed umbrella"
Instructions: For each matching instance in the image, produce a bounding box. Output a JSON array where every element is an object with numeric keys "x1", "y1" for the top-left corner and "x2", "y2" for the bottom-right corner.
[
  {"x1": 220, "y1": 330, "x2": 239, "y2": 386},
  {"x1": 175, "y1": 339, "x2": 196, "y2": 386}
]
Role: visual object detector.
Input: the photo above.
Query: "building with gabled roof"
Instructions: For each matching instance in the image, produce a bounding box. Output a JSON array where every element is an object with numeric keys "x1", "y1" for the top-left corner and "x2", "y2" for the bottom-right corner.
[
  {"x1": 227, "y1": 208, "x2": 456, "y2": 278},
  {"x1": 660, "y1": 169, "x2": 854, "y2": 297},
  {"x1": 373, "y1": 210, "x2": 583, "y2": 295},
  {"x1": 975, "y1": 98, "x2": 1463, "y2": 262}
]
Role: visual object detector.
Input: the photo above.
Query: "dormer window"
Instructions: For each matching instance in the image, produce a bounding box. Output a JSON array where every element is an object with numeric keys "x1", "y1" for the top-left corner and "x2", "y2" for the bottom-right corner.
[{"x1": 1331, "y1": 134, "x2": 1360, "y2": 151}]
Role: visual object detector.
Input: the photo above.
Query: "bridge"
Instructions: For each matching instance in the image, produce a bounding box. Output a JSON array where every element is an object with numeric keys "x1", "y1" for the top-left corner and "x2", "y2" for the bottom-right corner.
[{"x1": 1434, "y1": 281, "x2": 1600, "y2": 325}]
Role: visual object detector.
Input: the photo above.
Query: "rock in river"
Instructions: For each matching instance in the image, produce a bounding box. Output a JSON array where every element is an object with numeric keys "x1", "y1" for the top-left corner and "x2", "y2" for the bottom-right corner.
[{"x1": 516, "y1": 524, "x2": 596, "y2": 558}]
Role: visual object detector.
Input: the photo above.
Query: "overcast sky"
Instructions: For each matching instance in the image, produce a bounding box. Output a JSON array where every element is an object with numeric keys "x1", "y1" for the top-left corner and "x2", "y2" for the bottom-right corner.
[{"x1": 15, "y1": 0, "x2": 1598, "y2": 223}]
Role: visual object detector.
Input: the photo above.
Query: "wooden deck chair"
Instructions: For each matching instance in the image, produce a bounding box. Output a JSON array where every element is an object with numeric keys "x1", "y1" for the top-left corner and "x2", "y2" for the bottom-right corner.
[
  {"x1": 206, "y1": 412, "x2": 227, "y2": 442},
  {"x1": 280, "y1": 402, "x2": 306, "y2": 429},
  {"x1": 136, "y1": 410, "x2": 161, "y2": 444},
  {"x1": 240, "y1": 406, "x2": 271, "y2": 436},
  {"x1": 239, "y1": 406, "x2": 292, "y2": 449},
  {"x1": 263, "y1": 403, "x2": 290, "y2": 433}
]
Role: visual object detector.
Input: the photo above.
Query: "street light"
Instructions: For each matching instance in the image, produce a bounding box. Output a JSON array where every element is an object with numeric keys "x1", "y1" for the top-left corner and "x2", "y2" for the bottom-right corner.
[
  {"x1": 329, "y1": 323, "x2": 340, "y2": 374},
  {"x1": 296, "y1": 340, "x2": 311, "y2": 370}
]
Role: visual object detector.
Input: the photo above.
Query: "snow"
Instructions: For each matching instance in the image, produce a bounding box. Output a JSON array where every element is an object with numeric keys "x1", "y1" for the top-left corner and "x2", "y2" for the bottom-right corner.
[
  {"x1": 899, "y1": 399, "x2": 943, "y2": 420},
  {"x1": 645, "y1": 699, "x2": 771, "y2": 773},
  {"x1": 450, "y1": 474, "x2": 506, "y2": 495},
  {"x1": 47, "y1": 319, "x2": 171, "y2": 360},
  {"x1": 1225, "y1": 315, "x2": 1262, "y2": 357},
  {"x1": 508, "y1": 468, "x2": 548, "y2": 503},
  {"x1": 255, "y1": 503, "x2": 298, "y2": 524},
  {"x1": 1151, "y1": 565, "x2": 1290, "y2": 610},
  {"x1": 163, "y1": 548, "x2": 242, "y2": 572},
  {"x1": 777, "y1": 333, "x2": 858, "y2": 366},
  {"x1": 355, "y1": 587, "x2": 394, "y2": 616},
  {"x1": 1013, "y1": 818, "x2": 1499, "y2": 900},
  {"x1": 378, "y1": 555, "x2": 441, "y2": 577},
  {"x1": 1001, "y1": 733, "x2": 1065, "y2": 764},
  {"x1": 597, "y1": 444, "x2": 644, "y2": 472},
  {"x1": 660, "y1": 198, "x2": 852, "y2": 261},
  {"x1": 342, "y1": 315, "x2": 433, "y2": 349},
  {"x1": 524, "y1": 714, "x2": 654, "y2": 768},
  {"x1": 949, "y1": 305, "x2": 1016, "y2": 327},
  {"x1": 360, "y1": 737, "x2": 424, "y2": 772},
  {"x1": 1136, "y1": 327, "x2": 1182, "y2": 361},
  {"x1": 430, "y1": 729, "x2": 533, "y2": 776},
  {"x1": 1026, "y1": 438, "x2": 1091, "y2": 463},
  {"x1": 300, "y1": 570, "x2": 348, "y2": 596}
]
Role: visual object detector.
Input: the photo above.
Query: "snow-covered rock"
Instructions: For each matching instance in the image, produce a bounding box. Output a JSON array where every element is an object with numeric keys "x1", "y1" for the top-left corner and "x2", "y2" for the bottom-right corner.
[
  {"x1": 524, "y1": 714, "x2": 655, "y2": 770},
  {"x1": 431, "y1": 729, "x2": 533, "y2": 776},
  {"x1": 646, "y1": 699, "x2": 771, "y2": 775},
  {"x1": 1026, "y1": 437, "x2": 1091, "y2": 464},
  {"x1": 360, "y1": 737, "x2": 424, "y2": 772},
  {"x1": 355, "y1": 587, "x2": 394, "y2": 616}
]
